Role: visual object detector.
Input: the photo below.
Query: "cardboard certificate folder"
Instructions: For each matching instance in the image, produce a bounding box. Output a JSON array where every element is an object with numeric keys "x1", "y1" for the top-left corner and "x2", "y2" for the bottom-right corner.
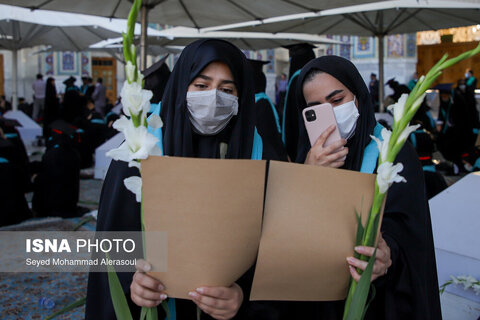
[
  {"x1": 142, "y1": 156, "x2": 266, "y2": 299},
  {"x1": 250, "y1": 161, "x2": 376, "y2": 301}
]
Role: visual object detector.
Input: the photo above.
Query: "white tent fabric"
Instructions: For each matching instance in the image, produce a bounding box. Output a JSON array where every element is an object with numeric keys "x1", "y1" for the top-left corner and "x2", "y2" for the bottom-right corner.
[
  {"x1": 90, "y1": 26, "x2": 344, "y2": 51},
  {"x1": 0, "y1": 1, "x2": 378, "y2": 28},
  {"x1": 0, "y1": 1, "x2": 374, "y2": 69},
  {"x1": 202, "y1": 0, "x2": 480, "y2": 35},
  {"x1": 0, "y1": 4, "x2": 165, "y2": 51},
  {"x1": 0, "y1": 4, "x2": 164, "y2": 109}
]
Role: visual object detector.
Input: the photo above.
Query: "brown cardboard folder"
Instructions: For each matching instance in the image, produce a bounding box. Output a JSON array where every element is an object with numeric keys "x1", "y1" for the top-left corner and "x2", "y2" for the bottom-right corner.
[
  {"x1": 250, "y1": 161, "x2": 375, "y2": 301},
  {"x1": 142, "y1": 156, "x2": 266, "y2": 299},
  {"x1": 141, "y1": 157, "x2": 377, "y2": 301}
]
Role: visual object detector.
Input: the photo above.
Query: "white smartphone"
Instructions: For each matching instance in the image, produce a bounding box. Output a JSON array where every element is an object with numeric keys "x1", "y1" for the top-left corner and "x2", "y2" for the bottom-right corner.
[{"x1": 302, "y1": 103, "x2": 342, "y2": 147}]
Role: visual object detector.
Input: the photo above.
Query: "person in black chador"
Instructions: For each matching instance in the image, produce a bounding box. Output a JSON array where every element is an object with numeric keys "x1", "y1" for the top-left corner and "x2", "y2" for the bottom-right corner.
[
  {"x1": 436, "y1": 83, "x2": 477, "y2": 170},
  {"x1": 0, "y1": 126, "x2": 32, "y2": 226},
  {"x1": 386, "y1": 78, "x2": 410, "y2": 103},
  {"x1": 142, "y1": 55, "x2": 171, "y2": 105},
  {"x1": 292, "y1": 55, "x2": 441, "y2": 320},
  {"x1": 282, "y1": 43, "x2": 316, "y2": 161},
  {"x1": 85, "y1": 39, "x2": 285, "y2": 320},
  {"x1": 32, "y1": 128, "x2": 81, "y2": 217},
  {"x1": 43, "y1": 77, "x2": 60, "y2": 138},
  {"x1": 61, "y1": 76, "x2": 83, "y2": 123},
  {"x1": 368, "y1": 73, "x2": 379, "y2": 112},
  {"x1": 248, "y1": 59, "x2": 287, "y2": 162}
]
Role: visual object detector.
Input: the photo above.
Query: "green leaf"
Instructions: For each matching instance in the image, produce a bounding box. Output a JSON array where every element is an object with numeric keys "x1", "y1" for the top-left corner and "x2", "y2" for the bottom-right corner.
[
  {"x1": 106, "y1": 253, "x2": 133, "y2": 320},
  {"x1": 361, "y1": 284, "x2": 376, "y2": 319},
  {"x1": 140, "y1": 307, "x2": 148, "y2": 320},
  {"x1": 345, "y1": 250, "x2": 377, "y2": 320},
  {"x1": 354, "y1": 210, "x2": 364, "y2": 260},
  {"x1": 45, "y1": 296, "x2": 86, "y2": 320},
  {"x1": 146, "y1": 305, "x2": 158, "y2": 320}
]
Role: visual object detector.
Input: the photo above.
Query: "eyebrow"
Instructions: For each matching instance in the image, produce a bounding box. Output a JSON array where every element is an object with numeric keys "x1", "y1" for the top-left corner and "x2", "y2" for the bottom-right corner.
[
  {"x1": 196, "y1": 74, "x2": 236, "y2": 85},
  {"x1": 325, "y1": 89, "x2": 344, "y2": 100}
]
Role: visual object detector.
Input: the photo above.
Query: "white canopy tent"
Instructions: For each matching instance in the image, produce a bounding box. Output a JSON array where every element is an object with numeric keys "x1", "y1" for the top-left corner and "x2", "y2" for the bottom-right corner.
[
  {"x1": 90, "y1": 26, "x2": 344, "y2": 52},
  {"x1": 0, "y1": 0, "x2": 376, "y2": 69},
  {"x1": 0, "y1": 4, "x2": 164, "y2": 109},
  {"x1": 203, "y1": 0, "x2": 480, "y2": 110}
]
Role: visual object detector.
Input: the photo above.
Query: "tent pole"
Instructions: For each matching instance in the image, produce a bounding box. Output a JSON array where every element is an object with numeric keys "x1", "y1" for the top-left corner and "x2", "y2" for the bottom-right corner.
[
  {"x1": 12, "y1": 49, "x2": 18, "y2": 111},
  {"x1": 140, "y1": 5, "x2": 148, "y2": 71},
  {"x1": 378, "y1": 34, "x2": 385, "y2": 112}
]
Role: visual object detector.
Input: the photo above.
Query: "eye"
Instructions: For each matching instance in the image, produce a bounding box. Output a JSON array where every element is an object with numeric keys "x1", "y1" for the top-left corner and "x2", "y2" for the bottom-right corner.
[
  {"x1": 331, "y1": 96, "x2": 344, "y2": 104},
  {"x1": 194, "y1": 83, "x2": 208, "y2": 89},
  {"x1": 220, "y1": 87, "x2": 234, "y2": 94}
]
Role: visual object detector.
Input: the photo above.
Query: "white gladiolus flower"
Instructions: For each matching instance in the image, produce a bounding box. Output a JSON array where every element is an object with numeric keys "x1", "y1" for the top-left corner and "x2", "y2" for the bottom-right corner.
[
  {"x1": 387, "y1": 94, "x2": 408, "y2": 124},
  {"x1": 125, "y1": 61, "x2": 136, "y2": 83},
  {"x1": 106, "y1": 116, "x2": 159, "y2": 162},
  {"x1": 128, "y1": 160, "x2": 141, "y2": 169},
  {"x1": 397, "y1": 124, "x2": 421, "y2": 145},
  {"x1": 121, "y1": 81, "x2": 153, "y2": 117},
  {"x1": 411, "y1": 92, "x2": 426, "y2": 112},
  {"x1": 463, "y1": 276, "x2": 477, "y2": 289},
  {"x1": 473, "y1": 284, "x2": 480, "y2": 295},
  {"x1": 136, "y1": 70, "x2": 144, "y2": 85},
  {"x1": 371, "y1": 128, "x2": 392, "y2": 162},
  {"x1": 376, "y1": 162, "x2": 406, "y2": 193},
  {"x1": 148, "y1": 114, "x2": 163, "y2": 129},
  {"x1": 451, "y1": 275, "x2": 461, "y2": 285},
  {"x1": 124, "y1": 176, "x2": 142, "y2": 202}
]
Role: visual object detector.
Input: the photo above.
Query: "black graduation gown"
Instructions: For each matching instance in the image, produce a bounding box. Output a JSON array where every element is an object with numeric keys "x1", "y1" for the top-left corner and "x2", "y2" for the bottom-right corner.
[
  {"x1": 437, "y1": 93, "x2": 476, "y2": 164},
  {"x1": 44, "y1": 82, "x2": 60, "y2": 137},
  {"x1": 283, "y1": 44, "x2": 315, "y2": 161},
  {"x1": 32, "y1": 136, "x2": 81, "y2": 217},
  {"x1": 255, "y1": 97, "x2": 288, "y2": 162},
  {"x1": 61, "y1": 88, "x2": 83, "y2": 123},
  {"x1": 0, "y1": 138, "x2": 32, "y2": 226}
]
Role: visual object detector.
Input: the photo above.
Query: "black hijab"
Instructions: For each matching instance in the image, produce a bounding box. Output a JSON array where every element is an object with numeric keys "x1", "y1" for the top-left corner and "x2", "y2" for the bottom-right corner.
[
  {"x1": 143, "y1": 55, "x2": 171, "y2": 104},
  {"x1": 285, "y1": 43, "x2": 316, "y2": 79},
  {"x1": 161, "y1": 39, "x2": 255, "y2": 159},
  {"x1": 295, "y1": 56, "x2": 377, "y2": 171},
  {"x1": 248, "y1": 59, "x2": 268, "y2": 94},
  {"x1": 283, "y1": 43, "x2": 316, "y2": 161}
]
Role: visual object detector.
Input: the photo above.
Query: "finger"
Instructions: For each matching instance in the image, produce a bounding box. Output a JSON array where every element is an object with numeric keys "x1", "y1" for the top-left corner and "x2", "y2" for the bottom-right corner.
[
  {"x1": 354, "y1": 246, "x2": 375, "y2": 257},
  {"x1": 324, "y1": 139, "x2": 347, "y2": 154},
  {"x1": 346, "y1": 257, "x2": 368, "y2": 271},
  {"x1": 131, "y1": 281, "x2": 167, "y2": 301},
  {"x1": 135, "y1": 259, "x2": 152, "y2": 272},
  {"x1": 196, "y1": 287, "x2": 230, "y2": 300},
  {"x1": 188, "y1": 291, "x2": 227, "y2": 310},
  {"x1": 330, "y1": 161, "x2": 345, "y2": 168},
  {"x1": 133, "y1": 272, "x2": 164, "y2": 291},
  {"x1": 131, "y1": 294, "x2": 162, "y2": 308},
  {"x1": 372, "y1": 259, "x2": 386, "y2": 276},
  {"x1": 314, "y1": 125, "x2": 335, "y2": 148},
  {"x1": 325, "y1": 148, "x2": 349, "y2": 162},
  {"x1": 349, "y1": 266, "x2": 361, "y2": 282}
]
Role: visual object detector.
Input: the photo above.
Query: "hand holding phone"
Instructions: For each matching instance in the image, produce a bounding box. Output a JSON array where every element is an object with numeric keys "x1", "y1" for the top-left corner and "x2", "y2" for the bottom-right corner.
[{"x1": 302, "y1": 103, "x2": 348, "y2": 167}]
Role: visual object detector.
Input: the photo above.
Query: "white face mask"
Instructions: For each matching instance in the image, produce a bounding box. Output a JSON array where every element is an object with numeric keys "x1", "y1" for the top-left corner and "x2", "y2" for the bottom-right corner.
[
  {"x1": 333, "y1": 96, "x2": 359, "y2": 140},
  {"x1": 186, "y1": 89, "x2": 239, "y2": 136},
  {"x1": 465, "y1": 72, "x2": 470, "y2": 78}
]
